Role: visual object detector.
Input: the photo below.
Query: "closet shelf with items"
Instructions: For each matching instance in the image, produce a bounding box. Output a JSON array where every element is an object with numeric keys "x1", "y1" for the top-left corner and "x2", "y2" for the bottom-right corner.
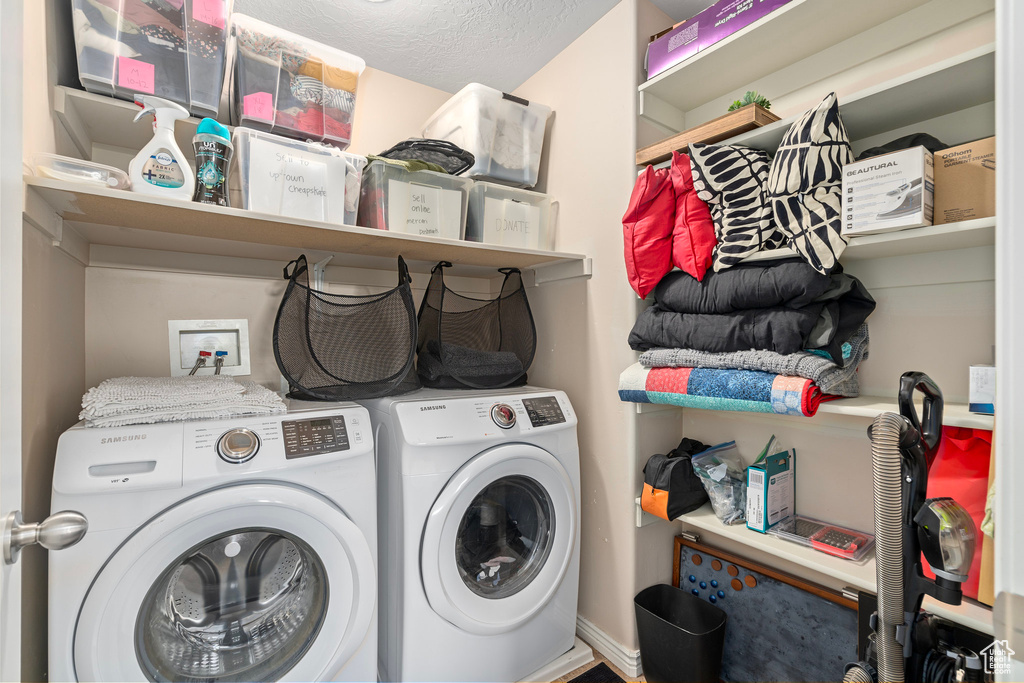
[
  {"x1": 632, "y1": 394, "x2": 993, "y2": 430},
  {"x1": 631, "y1": 502, "x2": 993, "y2": 635},
  {"x1": 23, "y1": 176, "x2": 590, "y2": 279},
  {"x1": 638, "y1": 0, "x2": 966, "y2": 130}
]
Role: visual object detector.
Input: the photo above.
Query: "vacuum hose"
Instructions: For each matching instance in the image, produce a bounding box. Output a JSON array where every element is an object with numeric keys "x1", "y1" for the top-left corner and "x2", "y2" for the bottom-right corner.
[
  {"x1": 844, "y1": 664, "x2": 876, "y2": 683},
  {"x1": 871, "y1": 412, "x2": 907, "y2": 683}
]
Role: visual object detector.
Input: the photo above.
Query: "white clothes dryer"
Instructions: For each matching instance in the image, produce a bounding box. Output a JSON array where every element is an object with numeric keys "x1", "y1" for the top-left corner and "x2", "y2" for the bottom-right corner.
[
  {"x1": 48, "y1": 400, "x2": 377, "y2": 682},
  {"x1": 361, "y1": 387, "x2": 581, "y2": 683}
]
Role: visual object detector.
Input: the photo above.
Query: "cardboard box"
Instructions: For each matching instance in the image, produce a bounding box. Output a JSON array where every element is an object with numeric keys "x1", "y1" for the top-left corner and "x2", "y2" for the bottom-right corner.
[
  {"x1": 746, "y1": 450, "x2": 794, "y2": 533},
  {"x1": 933, "y1": 137, "x2": 996, "y2": 225},
  {"x1": 841, "y1": 147, "x2": 934, "y2": 236},
  {"x1": 646, "y1": 0, "x2": 794, "y2": 79},
  {"x1": 969, "y1": 365, "x2": 995, "y2": 415}
]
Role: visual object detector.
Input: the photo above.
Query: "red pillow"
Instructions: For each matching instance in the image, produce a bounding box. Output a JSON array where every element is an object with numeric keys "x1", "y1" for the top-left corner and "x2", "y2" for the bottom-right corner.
[
  {"x1": 623, "y1": 165, "x2": 674, "y2": 299},
  {"x1": 670, "y1": 151, "x2": 716, "y2": 281}
]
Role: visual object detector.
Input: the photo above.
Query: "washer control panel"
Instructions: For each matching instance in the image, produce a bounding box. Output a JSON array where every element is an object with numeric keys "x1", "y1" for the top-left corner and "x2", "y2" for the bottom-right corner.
[
  {"x1": 521, "y1": 396, "x2": 566, "y2": 427},
  {"x1": 490, "y1": 403, "x2": 517, "y2": 429},
  {"x1": 282, "y1": 415, "x2": 349, "y2": 459}
]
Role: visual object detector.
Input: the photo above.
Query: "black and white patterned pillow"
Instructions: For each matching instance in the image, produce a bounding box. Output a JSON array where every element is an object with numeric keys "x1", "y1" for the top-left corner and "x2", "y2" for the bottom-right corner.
[
  {"x1": 767, "y1": 92, "x2": 853, "y2": 275},
  {"x1": 689, "y1": 143, "x2": 785, "y2": 272}
]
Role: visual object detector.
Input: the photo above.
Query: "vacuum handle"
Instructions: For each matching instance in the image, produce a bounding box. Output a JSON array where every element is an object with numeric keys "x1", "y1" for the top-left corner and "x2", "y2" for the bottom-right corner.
[{"x1": 899, "y1": 371, "x2": 944, "y2": 455}]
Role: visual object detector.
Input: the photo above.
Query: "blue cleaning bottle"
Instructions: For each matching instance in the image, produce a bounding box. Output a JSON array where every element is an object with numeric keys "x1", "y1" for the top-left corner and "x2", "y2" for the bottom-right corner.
[{"x1": 192, "y1": 118, "x2": 233, "y2": 207}]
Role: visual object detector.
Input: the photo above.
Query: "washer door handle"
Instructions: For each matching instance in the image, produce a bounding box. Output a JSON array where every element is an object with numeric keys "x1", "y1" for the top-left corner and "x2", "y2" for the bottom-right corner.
[{"x1": 3, "y1": 510, "x2": 88, "y2": 565}]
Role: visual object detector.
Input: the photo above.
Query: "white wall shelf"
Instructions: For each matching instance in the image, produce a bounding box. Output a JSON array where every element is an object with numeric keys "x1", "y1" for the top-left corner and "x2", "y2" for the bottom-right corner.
[
  {"x1": 638, "y1": 0, "x2": 932, "y2": 121},
  {"x1": 667, "y1": 504, "x2": 993, "y2": 635},
  {"x1": 23, "y1": 176, "x2": 592, "y2": 280},
  {"x1": 54, "y1": 86, "x2": 215, "y2": 161},
  {"x1": 741, "y1": 216, "x2": 996, "y2": 264},
  {"x1": 632, "y1": 396, "x2": 992, "y2": 430}
]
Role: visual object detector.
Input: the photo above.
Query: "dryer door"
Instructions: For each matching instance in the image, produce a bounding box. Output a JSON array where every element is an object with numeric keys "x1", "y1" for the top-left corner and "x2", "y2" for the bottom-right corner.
[
  {"x1": 421, "y1": 443, "x2": 577, "y2": 635},
  {"x1": 73, "y1": 484, "x2": 375, "y2": 682}
]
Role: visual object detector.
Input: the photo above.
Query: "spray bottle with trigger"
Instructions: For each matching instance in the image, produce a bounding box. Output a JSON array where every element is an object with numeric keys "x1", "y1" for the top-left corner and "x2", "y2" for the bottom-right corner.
[{"x1": 129, "y1": 95, "x2": 195, "y2": 200}]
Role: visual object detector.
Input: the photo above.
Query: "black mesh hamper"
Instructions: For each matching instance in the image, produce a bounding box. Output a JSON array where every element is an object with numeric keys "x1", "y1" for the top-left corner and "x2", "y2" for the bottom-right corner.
[
  {"x1": 416, "y1": 261, "x2": 537, "y2": 389},
  {"x1": 274, "y1": 255, "x2": 419, "y2": 401}
]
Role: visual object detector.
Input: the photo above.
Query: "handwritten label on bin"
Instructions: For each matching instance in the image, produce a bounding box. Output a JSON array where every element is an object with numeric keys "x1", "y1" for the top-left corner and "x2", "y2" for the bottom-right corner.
[
  {"x1": 483, "y1": 196, "x2": 542, "y2": 248},
  {"x1": 243, "y1": 92, "x2": 274, "y2": 122},
  {"x1": 387, "y1": 179, "x2": 462, "y2": 238},
  {"x1": 117, "y1": 57, "x2": 155, "y2": 95},
  {"x1": 193, "y1": 0, "x2": 226, "y2": 29},
  {"x1": 249, "y1": 138, "x2": 347, "y2": 223}
]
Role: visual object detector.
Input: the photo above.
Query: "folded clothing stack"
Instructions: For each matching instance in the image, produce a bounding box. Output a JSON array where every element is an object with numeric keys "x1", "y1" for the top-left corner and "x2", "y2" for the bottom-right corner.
[{"x1": 81, "y1": 376, "x2": 286, "y2": 428}]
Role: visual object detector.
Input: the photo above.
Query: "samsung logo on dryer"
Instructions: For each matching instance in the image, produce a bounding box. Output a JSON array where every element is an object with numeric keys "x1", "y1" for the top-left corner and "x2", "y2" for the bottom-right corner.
[
  {"x1": 100, "y1": 434, "x2": 147, "y2": 444},
  {"x1": 419, "y1": 405, "x2": 446, "y2": 412}
]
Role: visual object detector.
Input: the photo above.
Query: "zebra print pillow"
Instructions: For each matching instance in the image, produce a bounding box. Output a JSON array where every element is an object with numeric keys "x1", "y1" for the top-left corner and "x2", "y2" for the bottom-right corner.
[
  {"x1": 767, "y1": 92, "x2": 853, "y2": 274},
  {"x1": 689, "y1": 143, "x2": 785, "y2": 272}
]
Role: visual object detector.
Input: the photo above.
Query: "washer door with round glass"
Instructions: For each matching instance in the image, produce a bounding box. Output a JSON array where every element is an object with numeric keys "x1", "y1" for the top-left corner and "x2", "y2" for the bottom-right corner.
[
  {"x1": 73, "y1": 484, "x2": 375, "y2": 682},
  {"x1": 421, "y1": 443, "x2": 576, "y2": 635}
]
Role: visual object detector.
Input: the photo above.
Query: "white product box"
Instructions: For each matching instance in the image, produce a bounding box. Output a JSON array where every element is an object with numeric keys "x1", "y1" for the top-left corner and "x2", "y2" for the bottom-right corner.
[
  {"x1": 969, "y1": 365, "x2": 995, "y2": 415},
  {"x1": 842, "y1": 146, "x2": 934, "y2": 236},
  {"x1": 746, "y1": 450, "x2": 794, "y2": 534}
]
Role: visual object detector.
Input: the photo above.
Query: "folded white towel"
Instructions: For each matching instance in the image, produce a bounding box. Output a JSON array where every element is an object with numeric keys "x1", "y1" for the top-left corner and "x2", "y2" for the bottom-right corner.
[{"x1": 81, "y1": 377, "x2": 286, "y2": 427}]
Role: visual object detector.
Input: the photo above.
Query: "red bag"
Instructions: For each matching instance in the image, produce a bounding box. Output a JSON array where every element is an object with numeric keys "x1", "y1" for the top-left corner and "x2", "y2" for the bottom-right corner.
[
  {"x1": 923, "y1": 426, "x2": 992, "y2": 600},
  {"x1": 623, "y1": 165, "x2": 674, "y2": 299},
  {"x1": 669, "y1": 151, "x2": 716, "y2": 282}
]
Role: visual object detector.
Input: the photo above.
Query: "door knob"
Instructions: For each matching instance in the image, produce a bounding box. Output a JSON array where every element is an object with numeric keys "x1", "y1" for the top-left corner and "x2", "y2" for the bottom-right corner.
[{"x1": 3, "y1": 510, "x2": 88, "y2": 565}]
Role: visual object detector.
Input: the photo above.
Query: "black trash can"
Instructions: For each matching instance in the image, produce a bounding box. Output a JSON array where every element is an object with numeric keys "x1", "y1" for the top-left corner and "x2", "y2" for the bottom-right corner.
[{"x1": 634, "y1": 584, "x2": 727, "y2": 683}]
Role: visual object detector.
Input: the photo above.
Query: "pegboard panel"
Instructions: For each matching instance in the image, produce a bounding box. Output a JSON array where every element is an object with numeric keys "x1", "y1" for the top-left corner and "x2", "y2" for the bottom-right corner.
[{"x1": 673, "y1": 536, "x2": 860, "y2": 682}]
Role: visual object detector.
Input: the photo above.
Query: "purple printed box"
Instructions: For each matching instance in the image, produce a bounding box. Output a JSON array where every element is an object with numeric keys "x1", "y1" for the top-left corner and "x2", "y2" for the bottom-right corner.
[{"x1": 646, "y1": 0, "x2": 793, "y2": 80}]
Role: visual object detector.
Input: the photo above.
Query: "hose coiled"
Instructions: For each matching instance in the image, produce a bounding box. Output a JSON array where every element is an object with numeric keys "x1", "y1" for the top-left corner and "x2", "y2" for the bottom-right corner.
[
  {"x1": 844, "y1": 663, "x2": 876, "y2": 683},
  {"x1": 871, "y1": 412, "x2": 907, "y2": 683}
]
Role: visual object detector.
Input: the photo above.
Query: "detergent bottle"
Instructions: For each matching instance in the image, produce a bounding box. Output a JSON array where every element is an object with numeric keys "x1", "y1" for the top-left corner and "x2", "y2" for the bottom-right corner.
[{"x1": 129, "y1": 95, "x2": 195, "y2": 200}]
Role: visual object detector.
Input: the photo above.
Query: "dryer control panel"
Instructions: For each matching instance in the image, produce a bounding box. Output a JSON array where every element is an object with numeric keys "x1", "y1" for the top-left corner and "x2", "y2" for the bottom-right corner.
[
  {"x1": 521, "y1": 396, "x2": 566, "y2": 427},
  {"x1": 282, "y1": 415, "x2": 350, "y2": 458}
]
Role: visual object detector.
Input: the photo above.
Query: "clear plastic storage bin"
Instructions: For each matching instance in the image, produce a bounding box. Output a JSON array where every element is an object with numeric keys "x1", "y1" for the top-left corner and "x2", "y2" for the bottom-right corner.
[
  {"x1": 33, "y1": 154, "x2": 130, "y2": 190},
  {"x1": 358, "y1": 161, "x2": 472, "y2": 239},
  {"x1": 227, "y1": 14, "x2": 365, "y2": 150},
  {"x1": 466, "y1": 181, "x2": 553, "y2": 250},
  {"x1": 232, "y1": 127, "x2": 367, "y2": 225},
  {"x1": 70, "y1": 0, "x2": 232, "y2": 118},
  {"x1": 422, "y1": 83, "x2": 552, "y2": 188}
]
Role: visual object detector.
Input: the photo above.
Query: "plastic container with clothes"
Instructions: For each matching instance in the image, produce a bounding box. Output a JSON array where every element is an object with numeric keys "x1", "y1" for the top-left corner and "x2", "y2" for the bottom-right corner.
[
  {"x1": 71, "y1": 0, "x2": 233, "y2": 118},
  {"x1": 232, "y1": 127, "x2": 367, "y2": 225},
  {"x1": 422, "y1": 83, "x2": 551, "y2": 188},
  {"x1": 357, "y1": 160, "x2": 472, "y2": 239},
  {"x1": 227, "y1": 14, "x2": 365, "y2": 150},
  {"x1": 466, "y1": 181, "x2": 554, "y2": 250}
]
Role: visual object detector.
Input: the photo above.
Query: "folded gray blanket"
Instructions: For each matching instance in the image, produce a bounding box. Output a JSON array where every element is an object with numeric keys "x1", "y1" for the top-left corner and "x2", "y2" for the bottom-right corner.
[
  {"x1": 638, "y1": 324, "x2": 869, "y2": 397},
  {"x1": 418, "y1": 340, "x2": 524, "y2": 383}
]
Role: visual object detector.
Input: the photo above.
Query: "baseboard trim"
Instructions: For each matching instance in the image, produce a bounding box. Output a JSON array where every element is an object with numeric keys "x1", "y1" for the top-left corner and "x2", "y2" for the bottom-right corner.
[{"x1": 575, "y1": 615, "x2": 642, "y2": 678}]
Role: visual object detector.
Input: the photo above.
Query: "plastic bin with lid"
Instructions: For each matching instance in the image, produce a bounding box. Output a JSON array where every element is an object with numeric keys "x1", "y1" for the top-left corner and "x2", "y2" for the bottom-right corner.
[
  {"x1": 422, "y1": 83, "x2": 552, "y2": 189},
  {"x1": 227, "y1": 14, "x2": 365, "y2": 150},
  {"x1": 466, "y1": 181, "x2": 553, "y2": 250},
  {"x1": 70, "y1": 0, "x2": 232, "y2": 118},
  {"x1": 231, "y1": 127, "x2": 366, "y2": 225},
  {"x1": 33, "y1": 154, "x2": 131, "y2": 190},
  {"x1": 357, "y1": 160, "x2": 472, "y2": 240}
]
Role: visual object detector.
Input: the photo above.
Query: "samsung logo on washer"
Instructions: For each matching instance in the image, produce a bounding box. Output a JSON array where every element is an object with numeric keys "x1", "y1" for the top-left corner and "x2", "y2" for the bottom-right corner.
[
  {"x1": 420, "y1": 405, "x2": 446, "y2": 412},
  {"x1": 100, "y1": 434, "x2": 147, "y2": 444}
]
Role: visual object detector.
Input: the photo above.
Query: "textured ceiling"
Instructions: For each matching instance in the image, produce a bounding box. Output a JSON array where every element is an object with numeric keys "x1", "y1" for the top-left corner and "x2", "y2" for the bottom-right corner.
[
  {"x1": 233, "y1": 0, "x2": 619, "y2": 94},
  {"x1": 648, "y1": 0, "x2": 717, "y2": 22}
]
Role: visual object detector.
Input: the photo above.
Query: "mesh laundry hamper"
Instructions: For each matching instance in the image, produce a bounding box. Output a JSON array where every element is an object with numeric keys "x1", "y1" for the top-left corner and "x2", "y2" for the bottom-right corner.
[
  {"x1": 274, "y1": 255, "x2": 419, "y2": 401},
  {"x1": 416, "y1": 261, "x2": 536, "y2": 389}
]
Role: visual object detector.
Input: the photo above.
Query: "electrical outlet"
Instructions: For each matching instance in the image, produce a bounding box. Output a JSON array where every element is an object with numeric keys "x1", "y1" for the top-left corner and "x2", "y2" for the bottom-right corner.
[{"x1": 168, "y1": 319, "x2": 251, "y2": 376}]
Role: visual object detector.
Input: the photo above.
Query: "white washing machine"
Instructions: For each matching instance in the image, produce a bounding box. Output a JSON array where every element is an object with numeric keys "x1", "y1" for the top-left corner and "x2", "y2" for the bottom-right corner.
[
  {"x1": 362, "y1": 387, "x2": 581, "y2": 683},
  {"x1": 48, "y1": 401, "x2": 378, "y2": 682}
]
